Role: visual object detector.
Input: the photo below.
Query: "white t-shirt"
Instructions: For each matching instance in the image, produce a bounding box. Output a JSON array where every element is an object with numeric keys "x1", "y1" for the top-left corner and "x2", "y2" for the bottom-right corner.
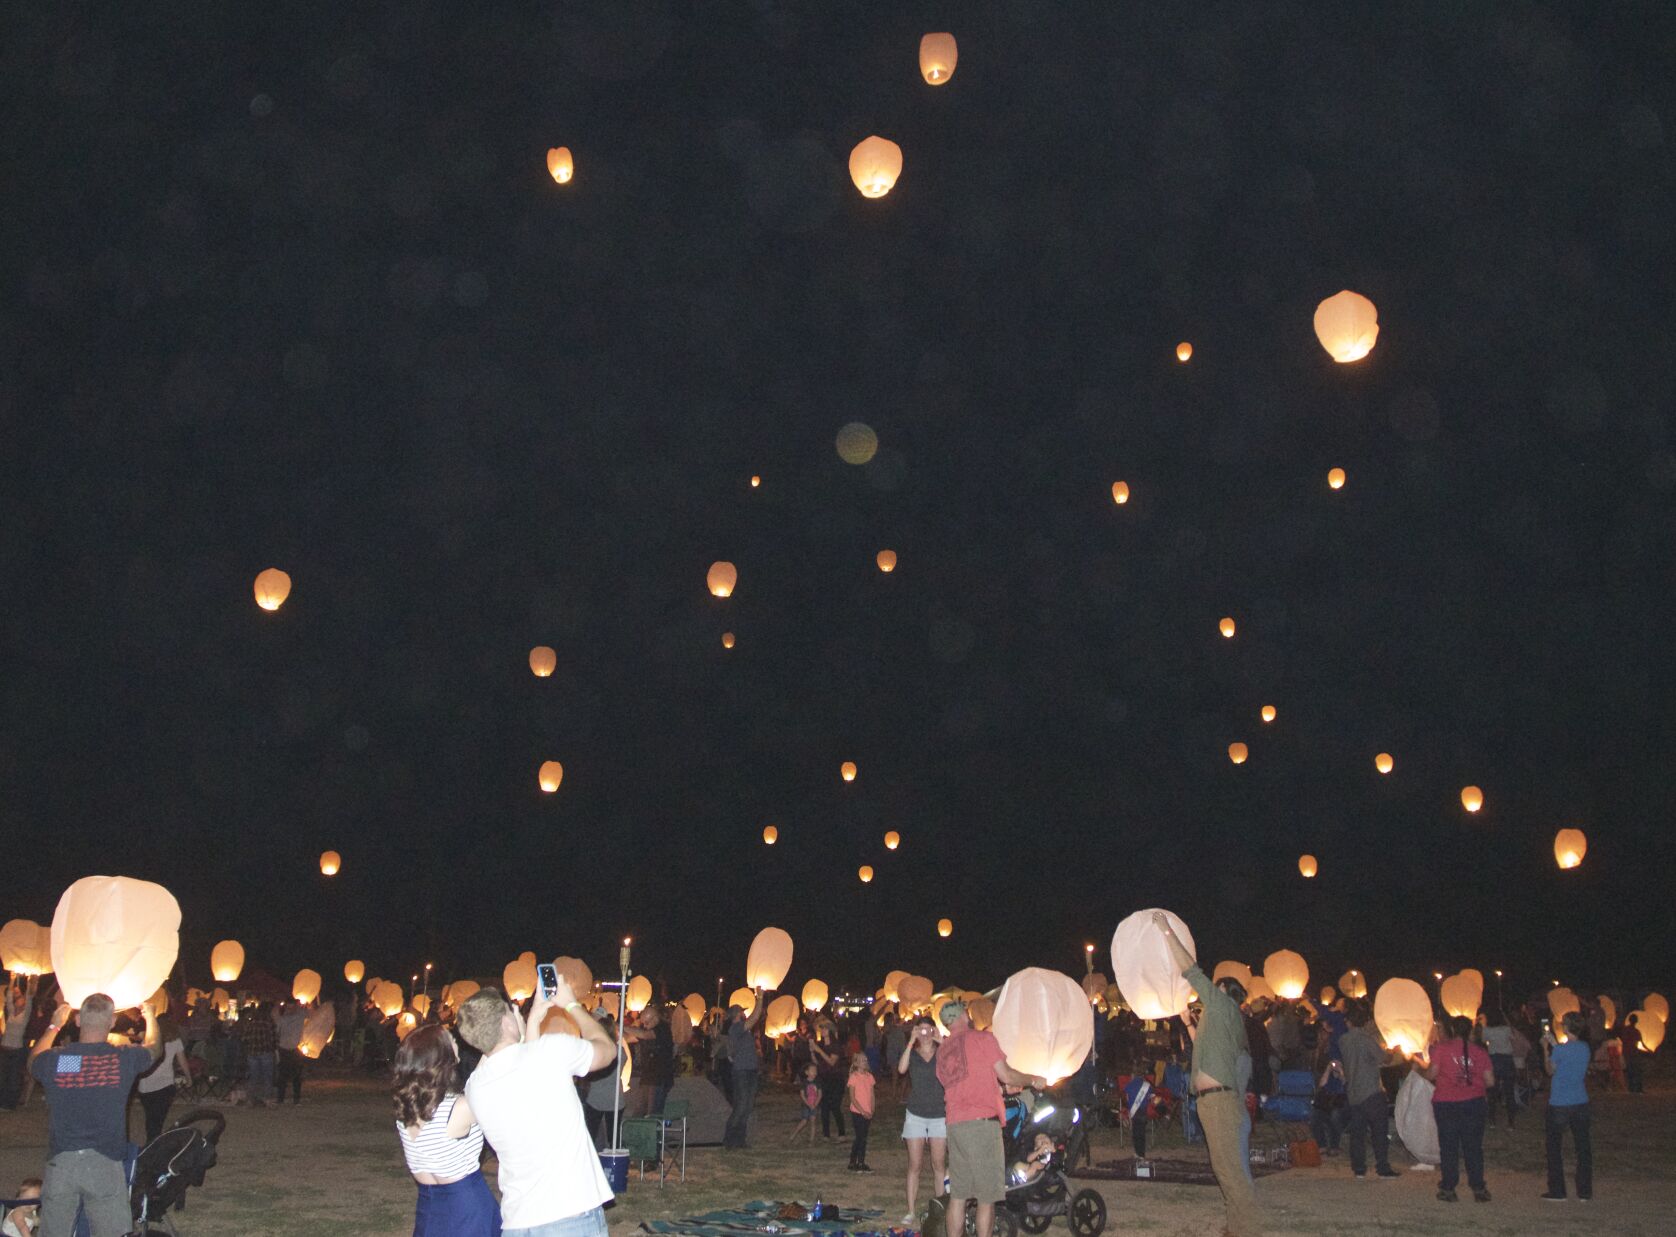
[
  {"x1": 465, "y1": 1033, "x2": 611, "y2": 1228},
  {"x1": 138, "y1": 1039, "x2": 187, "y2": 1094}
]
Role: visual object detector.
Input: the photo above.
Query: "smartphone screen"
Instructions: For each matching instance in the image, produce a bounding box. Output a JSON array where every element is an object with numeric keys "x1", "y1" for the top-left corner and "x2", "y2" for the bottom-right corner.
[{"x1": 537, "y1": 963, "x2": 559, "y2": 999}]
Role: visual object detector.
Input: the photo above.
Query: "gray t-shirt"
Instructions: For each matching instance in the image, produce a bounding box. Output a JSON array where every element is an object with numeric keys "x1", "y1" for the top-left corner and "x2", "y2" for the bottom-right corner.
[
  {"x1": 1340, "y1": 1024, "x2": 1388, "y2": 1105},
  {"x1": 906, "y1": 1050, "x2": 946, "y2": 1119},
  {"x1": 727, "y1": 1020, "x2": 759, "y2": 1072}
]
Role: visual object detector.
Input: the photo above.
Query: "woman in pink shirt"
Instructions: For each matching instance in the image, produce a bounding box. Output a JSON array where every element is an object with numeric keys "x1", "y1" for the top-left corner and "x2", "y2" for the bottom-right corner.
[{"x1": 1415, "y1": 1016, "x2": 1495, "y2": 1204}]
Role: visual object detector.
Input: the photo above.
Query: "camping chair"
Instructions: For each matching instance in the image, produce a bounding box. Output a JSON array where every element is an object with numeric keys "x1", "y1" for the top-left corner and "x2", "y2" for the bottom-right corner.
[
  {"x1": 1255, "y1": 1069, "x2": 1313, "y2": 1158},
  {"x1": 649, "y1": 1098, "x2": 689, "y2": 1183},
  {"x1": 621, "y1": 1118, "x2": 666, "y2": 1185}
]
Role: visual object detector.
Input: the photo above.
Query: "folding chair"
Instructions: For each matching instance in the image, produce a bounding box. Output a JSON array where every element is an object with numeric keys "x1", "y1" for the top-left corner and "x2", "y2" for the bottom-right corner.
[
  {"x1": 651, "y1": 1099, "x2": 689, "y2": 1183},
  {"x1": 621, "y1": 1118, "x2": 665, "y2": 1185}
]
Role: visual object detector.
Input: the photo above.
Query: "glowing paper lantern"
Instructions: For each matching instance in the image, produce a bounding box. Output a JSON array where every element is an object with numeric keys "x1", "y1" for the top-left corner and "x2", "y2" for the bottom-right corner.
[
  {"x1": 968, "y1": 996, "x2": 995, "y2": 1030},
  {"x1": 707, "y1": 561, "x2": 738, "y2": 597},
  {"x1": 538, "y1": 761, "x2": 564, "y2": 793},
  {"x1": 883, "y1": 970, "x2": 909, "y2": 1002},
  {"x1": 1228, "y1": 742, "x2": 1248, "y2": 765},
  {"x1": 1263, "y1": 950, "x2": 1309, "y2": 1001},
  {"x1": 745, "y1": 927, "x2": 794, "y2": 990},
  {"x1": 1458, "y1": 785, "x2": 1483, "y2": 813},
  {"x1": 919, "y1": 33, "x2": 957, "y2": 84},
  {"x1": 1212, "y1": 961, "x2": 1253, "y2": 989},
  {"x1": 802, "y1": 979, "x2": 829, "y2": 1012},
  {"x1": 1374, "y1": 978, "x2": 1433, "y2": 1056},
  {"x1": 1111, "y1": 908, "x2": 1197, "y2": 1020},
  {"x1": 319, "y1": 851, "x2": 341, "y2": 876},
  {"x1": 897, "y1": 976, "x2": 933, "y2": 1014},
  {"x1": 502, "y1": 958, "x2": 537, "y2": 1002},
  {"x1": 749, "y1": 475, "x2": 761, "y2": 488},
  {"x1": 1553, "y1": 828, "x2": 1586, "y2": 870},
  {"x1": 50, "y1": 877, "x2": 180, "y2": 1011},
  {"x1": 884, "y1": 831, "x2": 901, "y2": 850},
  {"x1": 529, "y1": 646, "x2": 557, "y2": 677},
  {"x1": 253, "y1": 568, "x2": 292, "y2": 611},
  {"x1": 626, "y1": 975, "x2": 652, "y2": 1013},
  {"x1": 1219, "y1": 617, "x2": 1236, "y2": 638},
  {"x1": 1261, "y1": 705, "x2": 1276, "y2": 723},
  {"x1": 341, "y1": 959, "x2": 364, "y2": 984},
  {"x1": 1375, "y1": 752, "x2": 1394, "y2": 774},
  {"x1": 1599, "y1": 995, "x2": 1617, "y2": 1029},
  {"x1": 0, "y1": 920, "x2": 52, "y2": 976},
  {"x1": 1313, "y1": 290, "x2": 1379, "y2": 363},
  {"x1": 1245, "y1": 976, "x2": 1277, "y2": 1004},
  {"x1": 1645, "y1": 994, "x2": 1669, "y2": 1022},
  {"x1": 444, "y1": 980, "x2": 480, "y2": 1009},
  {"x1": 280, "y1": 967, "x2": 317, "y2": 1004},
  {"x1": 1327, "y1": 467, "x2": 1346, "y2": 490},
  {"x1": 1081, "y1": 972, "x2": 1108, "y2": 1004},
  {"x1": 848, "y1": 136, "x2": 903, "y2": 198},
  {"x1": 1176, "y1": 342, "x2": 1193, "y2": 363},
  {"x1": 1440, "y1": 974, "x2": 1481, "y2": 1019},
  {"x1": 992, "y1": 967, "x2": 1094, "y2": 1083},
  {"x1": 728, "y1": 987, "x2": 757, "y2": 1016},
  {"x1": 876, "y1": 550, "x2": 898, "y2": 573},
  {"x1": 1320, "y1": 986, "x2": 1338, "y2": 1005},
  {"x1": 721, "y1": 632, "x2": 736, "y2": 649},
  {"x1": 937, "y1": 918, "x2": 953, "y2": 938},
  {"x1": 553, "y1": 956, "x2": 593, "y2": 998},
  {"x1": 858, "y1": 865, "x2": 874, "y2": 883},
  {"x1": 1111, "y1": 481, "x2": 1130, "y2": 505},
  {"x1": 210, "y1": 940, "x2": 244, "y2": 983},
  {"x1": 298, "y1": 1002, "x2": 336, "y2": 1059},
  {"x1": 841, "y1": 761, "x2": 857, "y2": 782},
  {"x1": 211, "y1": 988, "x2": 229, "y2": 1012},
  {"x1": 1637, "y1": 1013, "x2": 1665, "y2": 1053},
  {"x1": 836, "y1": 422, "x2": 879, "y2": 465},
  {"x1": 1298, "y1": 854, "x2": 1318, "y2": 879},
  {"x1": 397, "y1": 1010, "x2": 418, "y2": 1041},
  {"x1": 764, "y1": 994, "x2": 800, "y2": 1038},
  {"x1": 762, "y1": 825, "x2": 778, "y2": 845},
  {"x1": 545, "y1": 146, "x2": 573, "y2": 184},
  {"x1": 1458, "y1": 969, "x2": 1485, "y2": 1002},
  {"x1": 683, "y1": 993, "x2": 707, "y2": 1024}
]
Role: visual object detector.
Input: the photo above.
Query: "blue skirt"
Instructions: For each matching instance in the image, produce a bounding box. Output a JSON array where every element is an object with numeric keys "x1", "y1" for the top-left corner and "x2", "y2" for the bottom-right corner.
[{"x1": 415, "y1": 1170, "x2": 501, "y2": 1237}]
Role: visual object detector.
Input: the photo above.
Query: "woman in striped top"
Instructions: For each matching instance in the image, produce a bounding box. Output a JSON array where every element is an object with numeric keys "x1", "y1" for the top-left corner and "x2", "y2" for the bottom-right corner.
[{"x1": 393, "y1": 1025, "x2": 501, "y2": 1236}]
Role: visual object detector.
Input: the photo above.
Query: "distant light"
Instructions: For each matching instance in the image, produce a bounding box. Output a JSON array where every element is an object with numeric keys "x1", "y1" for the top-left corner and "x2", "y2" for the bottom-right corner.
[
  {"x1": 1328, "y1": 467, "x2": 1346, "y2": 490},
  {"x1": 1375, "y1": 752, "x2": 1394, "y2": 774},
  {"x1": 1461, "y1": 785, "x2": 1484, "y2": 813},
  {"x1": 721, "y1": 631, "x2": 735, "y2": 649},
  {"x1": 858, "y1": 865, "x2": 874, "y2": 883},
  {"x1": 1111, "y1": 480, "x2": 1130, "y2": 505},
  {"x1": 848, "y1": 137, "x2": 902, "y2": 199},
  {"x1": 762, "y1": 825, "x2": 777, "y2": 845},
  {"x1": 750, "y1": 475, "x2": 761, "y2": 488},
  {"x1": 1313, "y1": 290, "x2": 1379, "y2": 363},
  {"x1": 1261, "y1": 705, "x2": 1276, "y2": 723},
  {"x1": 1176, "y1": 342, "x2": 1193, "y2": 363},
  {"x1": 1219, "y1": 616, "x2": 1236, "y2": 639},
  {"x1": 254, "y1": 568, "x2": 292, "y2": 611},
  {"x1": 836, "y1": 422, "x2": 879, "y2": 465},
  {"x1": 707, "y1": 561, "x2": 738, "y2": 597},
  {"x1": 545, "y1": 147, "x2": 574, "y2": 185},
  {"x1": 884, "y1": 831, "x2": 900, "y2": 850},
  {"x1": 841, "y1": 761, "x2": 857, "y2": 783},
  {"x1": 1228, "y1": 742, "x2": 1249, "y2": 765},
  {"x1": 529, "y1": 646, "x2": 557, "y2": 677},
  {"x1": 539, "y1": 761, "x2": 564, "y2": 793},
  {"x1": 919, "y1": 33, "x2": 957, "y2": 85},
  {"x1": 876, "y1": 549, "x2": 898, "y2": 573}
]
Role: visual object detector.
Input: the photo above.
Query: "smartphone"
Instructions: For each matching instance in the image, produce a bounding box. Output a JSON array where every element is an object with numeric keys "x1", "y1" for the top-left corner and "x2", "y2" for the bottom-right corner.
[{"x1": 537, "y1": 963, "x2": 560, "y2": 1000}]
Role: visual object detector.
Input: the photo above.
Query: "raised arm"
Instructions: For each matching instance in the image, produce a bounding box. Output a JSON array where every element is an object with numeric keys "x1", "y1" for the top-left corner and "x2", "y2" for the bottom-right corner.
[
  {"x1": 995, "y1": 1057, "x2": 1046, "y2": 1090},
  {"x1": 552, "y1": 976, "x2": 617, "y2": 1073},
  {"x1": 30, "y1": 1003, "x2": 73, "y2": 1061},
  {"x1": 142, "y1": 1000, "x2": 163, "y2": 1063},
  {"x1": 1151, "y1": 911, "x2": 1195, "y2": 975}
]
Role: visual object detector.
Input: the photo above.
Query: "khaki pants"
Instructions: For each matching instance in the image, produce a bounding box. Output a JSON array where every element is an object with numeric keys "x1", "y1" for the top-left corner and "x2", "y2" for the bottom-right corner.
[
  {"x1": 41, "y1": 1149, "x2": 130, "y2": 1237},
  {"x1": 1198, "y1": 1090, "x2": 1260, "y2": 1236}
]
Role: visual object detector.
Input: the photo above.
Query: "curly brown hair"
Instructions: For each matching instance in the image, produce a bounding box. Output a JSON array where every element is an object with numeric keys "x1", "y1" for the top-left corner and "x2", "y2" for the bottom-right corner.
[{"x1": 391, "y1": 1024, "x2": 459, "y2": 1128}]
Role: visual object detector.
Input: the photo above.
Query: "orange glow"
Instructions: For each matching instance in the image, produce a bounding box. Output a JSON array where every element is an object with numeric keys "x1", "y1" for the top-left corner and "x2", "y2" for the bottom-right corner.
[
  {"x1": 876, "y1": 549, "x2": 897, "y2": 573},
  {"x1": 858, "y1": 865, "x2": 874, "y2": 883},
  {"x1": 919, "y1": 33, "x2": 957, "y2": 84},
  {"x1": 841, "y1": 761, "x2": 857, "y2": 782},
  {"x1": 1328, "y1": 467, "x2": 1346, "y2": 490},
  {"x1": 1461, "y1": 785, "x2": 1484, "y2": 813},
  {"x1": 1176, "y1": 342, "x2": 1193, "y2": 362},
  {"x1": 253, "y1": 568, "x2": 291, "y2": 611},
  {"x1": 849, "y1": 136, "x2": 903, "y2": 198},
  {"x1": 319, "y1": 851, "x2": 341, "y2": 876},
  {"x1": 545, "y1": 147, "x2": 574, "y2": 184},
  {"x1": 1111, "y1": 480, "x2": 1130, "y2": 505},
  {"x1": 762, "y1": 825, "x2": 778, "y2": 845},
  {"x1": 1375, "y1": 752, "x2": 1394, "y2": 774},
  {"x1": 1219, "y1": 616, "x2": 1236, "y2": 638},
  {"x1": 884, "y1": 831, "x2": 900, "y2": 850},
  {"x1": 1261, "y1": 705, "x2": 1276, "y2": 723},
  {"x1": 538, "y1": 761, "x2": 564, "y2": 793},
  {"x1": 529, "y1": 646, "x2": 556, "y2": 677},
  {"x1": 1228, "y1": 742, "x2": 1249, "y2": 765}
]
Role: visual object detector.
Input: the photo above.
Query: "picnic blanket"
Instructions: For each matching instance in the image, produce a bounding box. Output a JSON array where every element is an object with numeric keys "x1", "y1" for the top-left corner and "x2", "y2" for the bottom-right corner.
[
  {"x1": 638, "y1": 1200, "x2": 909, "y2": 1237},
  {"x1": 1071, "y1": 1155, "x2": 1288, "y2": 1184}
]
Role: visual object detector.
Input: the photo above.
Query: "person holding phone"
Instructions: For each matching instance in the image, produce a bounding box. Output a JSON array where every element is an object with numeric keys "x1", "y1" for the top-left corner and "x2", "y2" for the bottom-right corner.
[
  {"x1": 896, "y1": 1017, "x2": 946, "y2": 1225},
  {"x1": 457, "y1": 973, "x2": 617, "y2": 1237}
]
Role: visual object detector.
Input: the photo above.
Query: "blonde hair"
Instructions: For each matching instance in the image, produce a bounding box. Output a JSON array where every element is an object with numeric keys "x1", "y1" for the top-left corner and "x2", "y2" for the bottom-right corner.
[
  {"x1": 849, "y1": 1052, "x2": 870, "y2": 1073},
  {"x1": 456, "y1": 989, "x2": 513, "y2": 1053}
]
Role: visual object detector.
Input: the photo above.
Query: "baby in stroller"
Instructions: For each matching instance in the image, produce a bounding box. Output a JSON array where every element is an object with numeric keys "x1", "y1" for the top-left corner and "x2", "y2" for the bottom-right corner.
[{"x1": 991, "y1": 1090, "x2": 1106, "y2": 1237}]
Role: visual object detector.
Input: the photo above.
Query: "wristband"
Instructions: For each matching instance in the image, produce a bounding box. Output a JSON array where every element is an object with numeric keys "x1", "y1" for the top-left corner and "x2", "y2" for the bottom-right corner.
[{"x1": 565, "y1": 1002, "x2": 583, "y2": 1012}]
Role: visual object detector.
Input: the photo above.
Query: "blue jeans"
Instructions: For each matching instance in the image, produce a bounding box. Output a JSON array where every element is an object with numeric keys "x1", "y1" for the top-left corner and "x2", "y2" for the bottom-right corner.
[
  {"x1": 1432, "y1": 1097, "x2": 1487, "y2": 1192},
  {"x1": 507, "y1": 1206, "x2": 607, "y2": 1237},
  {"x1": 724, "y1": 1069, "x2": 759, "y2": 1147},
  {"x1": 246, "y1": 1050, "x2": 275, "y2": 1101},
  {"x1": 1345, "y1": 1092, "x2": 1391, "y2": 1175},
  {"x1": 1489, "y1": 1054, "x2": 1517, "y2": 1125},
  {"x1": 1544, "y1": 1103, "x2": 1592, "y2": 1199}
]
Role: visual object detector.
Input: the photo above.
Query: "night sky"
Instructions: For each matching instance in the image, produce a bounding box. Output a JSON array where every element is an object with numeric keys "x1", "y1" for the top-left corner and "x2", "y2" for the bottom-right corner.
[{"x1": 4, "y1": 3, "x2": 1673, "y2": 1007}]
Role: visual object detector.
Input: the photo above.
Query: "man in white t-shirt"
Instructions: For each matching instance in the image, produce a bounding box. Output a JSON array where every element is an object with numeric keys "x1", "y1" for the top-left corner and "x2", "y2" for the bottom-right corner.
[{"x1": 458, "y1": 978, "x2": 618, "y2": 1237}]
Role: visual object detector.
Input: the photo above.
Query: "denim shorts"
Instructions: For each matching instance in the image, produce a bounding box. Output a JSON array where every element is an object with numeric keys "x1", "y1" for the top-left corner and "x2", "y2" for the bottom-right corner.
[
  {"x1": 902, "y1": 1111, "x2": 948, "y2": 1140},
  {"x1": 507, "y1": 1205, "x2": 608, "y2": 1237}
]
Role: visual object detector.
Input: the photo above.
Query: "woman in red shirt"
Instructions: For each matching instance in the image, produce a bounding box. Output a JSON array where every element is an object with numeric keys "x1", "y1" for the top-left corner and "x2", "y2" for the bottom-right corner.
[{"x1": 1416, "y1": 1016, "x2": 1495, "y2": 1203}]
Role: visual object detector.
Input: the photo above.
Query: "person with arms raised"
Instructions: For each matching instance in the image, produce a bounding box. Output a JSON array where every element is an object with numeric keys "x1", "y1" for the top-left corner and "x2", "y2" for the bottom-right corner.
[{"x1": 935, "y1": 1000, "x2": 1044, "y2": 1237}]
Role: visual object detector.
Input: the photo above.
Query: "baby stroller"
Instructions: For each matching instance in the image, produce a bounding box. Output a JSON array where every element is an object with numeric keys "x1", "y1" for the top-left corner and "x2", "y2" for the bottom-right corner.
[
  {"x1": 963, "y1": 1093, "x2": 1105, "y2": 1237},
  {"x1": 129, "y1": 1108, "x2": 226, "y2": 1234}
]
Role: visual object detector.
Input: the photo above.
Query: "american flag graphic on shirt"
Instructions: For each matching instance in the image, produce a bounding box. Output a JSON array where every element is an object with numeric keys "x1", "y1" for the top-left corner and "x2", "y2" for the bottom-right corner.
[{"x1": 53, "y1": 1052, "x2": 124, "y2": 1089}]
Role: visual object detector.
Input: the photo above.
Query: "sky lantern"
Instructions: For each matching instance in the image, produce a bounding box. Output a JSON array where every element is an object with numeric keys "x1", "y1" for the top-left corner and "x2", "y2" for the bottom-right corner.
[
  {"x1": 211, "y1": 940, "x2": 245, "y2": 983},
  {"x1": 1228, "y1": 742, "x2": 1248, "y2": 765},
  {"x1": 707, "y1": 561, "x2": 738, "y2": 598},
  {"x1": 1440, "y1": 973, "x2": 1480, "y2": 1019},
  {"x1": 992, "y1": 967, "x2": 1094, "y2": 1083},
  {"x1": 50, "y1": 876, "x2": 181, "y2": 1010},
  {"x1": 1219, "y1": 616, "x2": 1236, "y2": 638},
  {"x1": 858, "y1": 865, "x2": 874, "y2": 883},
  {"x1": 801, "y1": 979, "x2": 829, "y2": 1012},
  {"x1": 1374, "y1": 978, "x2": 1432, "y2": 1056},
  {"x1": 0, "y1": 920, "x2": 52, "y2": 976},
  {"x1": 897, "y1": 975, "x2": 934, "y2": 1014},
  {"x1": 876, "y1": 549, "x2": 898, "y2": 573},
  {"x1": 298, "y1": 1002, "x2": 336, "y2": 1059},
  {"x1": 919, "y1": 32, "x2": 957, "y2": 84},
  {"x1": 1599, "y1": 996, "x2": 1617, "y2": 1029},
  {"x1": 1111, "y1": 481, "x2": 1129, "y2": 505},
  {"x1": 835, "y1": 421, "x2": 879, "y2": 465},
  {"x1": 538, "y1": 761, "x2": 564, "y2": 793},
  {"x1": 967, "y1": 996, "x2": 995, "y2": 1030},
  {"x1": 545, "y1": 146, "x2": 573, "y2": 184},
  {"x1": 626, "y1": 975, "x2": 652, "y2": 1012},
  {"x1": 1645, "y1": 993, "x2": 1669, "y2": 1022},
  {"x1": 882, "y1": 970, "x2": 909, "y2": 1002},
  {"x1": 1213, "y1": 960, "x2": 1253, "y2": 988},
  {"x1": 884, "y1": 830, "x2": 900, "y2": 850},
  {"x1": 1375, "y1": 752, "x2": 1394, "y2": 774},
  {"x1": 749, "y1": 474, "x2": 760, "y2": 488},
  {"x1": 1461, "y1": 785, "x2": 1484, "y2": 813},
  {"x1": 1313, "y1": 289, "x2": 1380, "y2": 363},
  {"x1": 292, "y1": 968, "x2": 322, "y2": 1004},
  {"x1": 720, "y1": 631, "x2": 736, "y2": 650},
  {"x1": 682, "y1": 993, "x2": 706, "y2": 1024},
  {"x1": 344, "y1": 959, "x2": 365, "y2": 984},
  {"x1": 745, "y1": 926, "x2": 794, "y2": 990},
  {"x1": 1245, "y1": 976, "x2": 1277, "y2": 1004},
  {"x1": 1263, "y1": 950, "x2": 1309, "y2": 1000},
  {"x1": 1338, "y1": 969, "x2": 1368, "y2": 999},
  {"x1": 529, "y1": 646, "x2": 557, "y2": 677},
  {"x1": 319, "y1": 850, "x2": 341, "y2": 876},
  {"x1": 937, "y1": 917, "x2": 953, "y2": 938},
  {"x1": 728, "y1": 987, "x2": 757, "y2": 1016},
  {"x1": 253, "y1": 568, "x2": 292, "y2": 611},
  {"x1": 1111, "y1": 908, "x2": 1197, "y2": 1020},
  {"x1": 1327, "y1": 467, "x2": 1346, "y2": 490},
  {"x1": 848, "y1": 136, "x2": 903, "y2": 198},
  {"x1": 1637, "y1": 1013, "x2": 1666, "y2": 1053},
  {"x1": 762, "y1": 825, "x2": 778, "y2": 845},
  {"x1": 1261, "y1": 705, "x2": 1276, "y2": 723},
  {"x1": 764, "y1": 994, "x2": 801, "y2": 1038},
  {"x1": 502, "y1": 958, "x2": 537, "y2": 1002},
  {"x1": 841, "y1": 760, "x2": 857, "y2": 782},
  {"x1": 1176, "y1": 342, "x2": 1193, "y2": 362},
  {"x1": 1298, "y1": 854, "x2": 1318, "y2": 878},
  {"x1": 552, "y1": 956, "x2": 593, "y2": 998},
  {"x1": 1553, "y1": 828, "x2": 1586, "y2": 870},
  {"x1": 1320, "y1": 986, "x2": 1338, "y2": 1005}
]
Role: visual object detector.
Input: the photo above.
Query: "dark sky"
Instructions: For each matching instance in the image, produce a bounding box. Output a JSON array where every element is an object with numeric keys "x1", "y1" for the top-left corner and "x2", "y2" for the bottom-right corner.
[{"x1": 3, "y1": 2, "x2": 1673, "y2": 1008}]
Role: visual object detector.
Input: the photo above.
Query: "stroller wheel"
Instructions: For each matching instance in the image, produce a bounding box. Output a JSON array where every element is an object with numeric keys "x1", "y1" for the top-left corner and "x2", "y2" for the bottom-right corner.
[
  {"x1": 1067, "y1": 1190, "x2": 1107, "y2": 1237},
  {"x1": 1019, "y1": 1213, "x2": 1053, "y2": 1234},
  {"x1": 963, "y1": 1203, "x2": 1019, "y2": 1237}
]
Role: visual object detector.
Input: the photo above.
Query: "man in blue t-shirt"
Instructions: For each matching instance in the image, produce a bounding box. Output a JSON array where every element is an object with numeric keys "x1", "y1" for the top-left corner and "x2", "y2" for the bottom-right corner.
[
  {"x1": 1540, "y1": 1011, "x2": 1593, "y2": 1202},
  {"x1": 29, "y1": 993, "x2": 162, "y2": 1236}
]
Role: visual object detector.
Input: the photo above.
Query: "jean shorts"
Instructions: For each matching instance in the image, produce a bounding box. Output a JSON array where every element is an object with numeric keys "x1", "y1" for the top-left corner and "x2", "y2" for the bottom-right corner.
[
  {"x1": 508, "y1": 1205, "x2": 608, "y2": 1237},
  {"x1": 902, "y1": 1111, "x2": 948, "y2": 1140}
]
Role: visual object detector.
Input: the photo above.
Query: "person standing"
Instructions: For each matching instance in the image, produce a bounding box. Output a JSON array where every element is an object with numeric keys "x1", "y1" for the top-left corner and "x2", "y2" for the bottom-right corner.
[
  {"x1": 28, "y1": 995, "x2": 163, "y2": 1237},
  {"x1": 897, "y1": 1017, "x2": 947, "y2": 1226},
  {"x1": 812, "y1": 1023, "x2": 848, "y2": 1140},
  {"x1": 392, "y1": 1024, "x2": 500, "y2": 1236},
  {"x1": 136, "y1": 1015, "x2": 188, "y2": 1143},
  {"x1": 846, "y1": 1053, "x2": 876, "y2": 1173},
  {"x1": 639, "y1": 1006, "x2": 674, "y2": 1117},
  {"x1": 1481, "y1": 1008, "x2": 1518, "y2": 1128},
  {"x1": 1415, "y1": 1016, "x2": 1494, "y2": 1204},
  {"x1": 237, "y1": 1000, "x2": 277, "y2": 1107},
  {"x1": 1155, "y1": 912, "x2": 1260, "y2": 1237},
  {"x1": 1339, "y1": 1000, "x2": 1398, "y2": 1180},
  {"x1": 722, "y1": 994, "x2": 766, "y2": 1149},
  {"x1": 936, "y1": 1001, "x2": 1043, "y2": 1237},
  {"x1": 1619, "y1": 1015, "x2": 1645, "y2": 1094},
  {"x1": 274, "y1": 1000, "x2": 307, "y2": 1105},
  {"x1": 0, "y1": 980, "x2": 35, "y2": 1110},
  {"x1": 1540, "y1": 1012, "x2": 1592, "y2": 1202},
  {"x1": 458, "y1": 979, "x2": 617, "y2": 1237}
]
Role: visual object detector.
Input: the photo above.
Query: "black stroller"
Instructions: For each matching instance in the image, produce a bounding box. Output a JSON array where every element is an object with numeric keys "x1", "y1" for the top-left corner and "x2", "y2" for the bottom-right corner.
[
  {"x1": 961, "y1": 1093, "x2": 1107, "y2": 1237},
  {"x1": 129, "y1": 1108, "x2": 226, "y2": 1234}
]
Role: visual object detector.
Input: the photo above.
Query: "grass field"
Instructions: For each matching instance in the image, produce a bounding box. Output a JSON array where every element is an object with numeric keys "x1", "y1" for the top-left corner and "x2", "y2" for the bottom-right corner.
[{"x1": 2, "y1": 1062, "x2": 1672, "y2": 1235}]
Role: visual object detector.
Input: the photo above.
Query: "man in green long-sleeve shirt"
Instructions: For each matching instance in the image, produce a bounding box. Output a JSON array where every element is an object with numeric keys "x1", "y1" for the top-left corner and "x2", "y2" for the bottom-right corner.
[{"x1": 1154, "y1": 912, "x2": 1261, "y2": 1237}]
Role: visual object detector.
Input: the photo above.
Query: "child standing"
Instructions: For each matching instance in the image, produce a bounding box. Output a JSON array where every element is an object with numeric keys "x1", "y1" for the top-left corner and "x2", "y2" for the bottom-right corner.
[
  {"x1": 846, "y1": 1052, "x2": 876, "y2": 1172},
  {"x1": 790, "y1": 1064, "x2": 820, "y2": 1144}
]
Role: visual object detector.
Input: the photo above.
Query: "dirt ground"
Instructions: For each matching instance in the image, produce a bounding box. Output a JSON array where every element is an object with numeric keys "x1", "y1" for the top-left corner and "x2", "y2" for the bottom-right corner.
[{"x1": 2, "y1": 1064, "x2": 1673, "y2": 1236}]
